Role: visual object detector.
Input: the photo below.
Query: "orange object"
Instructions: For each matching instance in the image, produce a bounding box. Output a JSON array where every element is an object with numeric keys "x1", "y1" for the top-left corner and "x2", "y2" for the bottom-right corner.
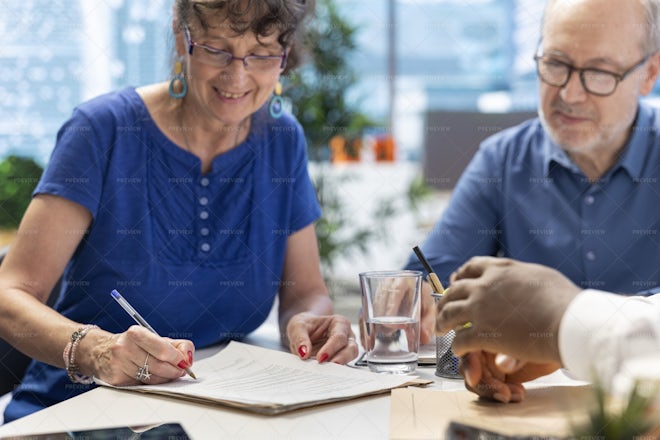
[
  {"x1": 329, "y1": 135, "x2": 347, "y2": 163},
  {"x1": 374, "y1": 134, "x2": 395, "y2": 161},
  {"x1": 330, "y1": 135, "x2": 361, "y2": 163}
]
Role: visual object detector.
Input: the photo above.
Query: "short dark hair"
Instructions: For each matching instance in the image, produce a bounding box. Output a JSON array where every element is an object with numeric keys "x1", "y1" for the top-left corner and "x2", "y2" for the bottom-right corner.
[{"x1": 174, "y1": 0, "x2": 314, "y2": 72}]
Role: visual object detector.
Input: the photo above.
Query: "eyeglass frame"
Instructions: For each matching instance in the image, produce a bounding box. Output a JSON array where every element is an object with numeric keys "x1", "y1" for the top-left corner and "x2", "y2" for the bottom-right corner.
[
  {"x1": 533, "y1": 52, "x2": 650, "y2": 97},
  {"x1": 182, "y1": 25, "x2": 287, "y2": 71}
]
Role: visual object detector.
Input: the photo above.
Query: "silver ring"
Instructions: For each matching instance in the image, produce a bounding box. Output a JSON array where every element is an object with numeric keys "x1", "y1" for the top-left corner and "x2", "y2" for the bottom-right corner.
[
  {"x1": 136, "y1": 353, "x2": 151, "y2": 383},
  {"x1": 347, "y1": 337, "x2": 356, "y2": 343}
]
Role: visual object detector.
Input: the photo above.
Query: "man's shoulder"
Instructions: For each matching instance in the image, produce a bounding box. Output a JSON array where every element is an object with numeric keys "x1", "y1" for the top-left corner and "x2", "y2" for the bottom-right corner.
[{"x1": 638, "y1": 101, "x2": 660, "y2": 130}]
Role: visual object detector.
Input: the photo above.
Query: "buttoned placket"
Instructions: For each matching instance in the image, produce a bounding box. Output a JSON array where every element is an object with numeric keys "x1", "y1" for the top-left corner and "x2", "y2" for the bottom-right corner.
[
  {"x1": 198, "y1": 177, "x2": 211, "y2": 255},
  {"x1": 581, "y1": 184, "x2": 602, "y2": 284}
]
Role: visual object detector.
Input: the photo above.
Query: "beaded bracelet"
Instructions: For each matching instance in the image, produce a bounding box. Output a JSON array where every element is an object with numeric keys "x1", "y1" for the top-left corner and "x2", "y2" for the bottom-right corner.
[{"x1": 63, "y1": 324, "x2": 99, "y2": 384}]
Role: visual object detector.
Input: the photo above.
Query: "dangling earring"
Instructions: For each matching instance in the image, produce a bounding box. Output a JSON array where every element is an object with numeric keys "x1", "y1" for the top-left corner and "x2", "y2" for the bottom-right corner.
[
  {"x1": 269, "y1": 81, "x2": 284, "y2": 119},
  {"x1": 169, "y1": 57, "x2": 188, "y2": 99}
]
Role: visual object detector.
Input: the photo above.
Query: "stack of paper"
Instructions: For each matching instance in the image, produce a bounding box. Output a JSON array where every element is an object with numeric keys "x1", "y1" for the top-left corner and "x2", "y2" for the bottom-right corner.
[{"x1": 101, "y1": 341, "x2": 431, "y2": 415}]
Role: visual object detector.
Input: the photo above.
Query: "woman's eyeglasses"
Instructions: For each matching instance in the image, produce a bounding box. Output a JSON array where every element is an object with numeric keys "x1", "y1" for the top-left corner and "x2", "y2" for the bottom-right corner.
[{"x1": 183, "y1": 26, "x2": 287, "y2": 72}]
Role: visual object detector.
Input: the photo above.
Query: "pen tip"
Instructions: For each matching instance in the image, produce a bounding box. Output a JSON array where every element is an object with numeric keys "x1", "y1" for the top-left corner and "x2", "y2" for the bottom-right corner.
[
  {"x1": 110, "y1": 289, "x2": 120, "y2": 298},
  {"x1": 187, "y1": 369, "x2": 197, "y2": 380}
]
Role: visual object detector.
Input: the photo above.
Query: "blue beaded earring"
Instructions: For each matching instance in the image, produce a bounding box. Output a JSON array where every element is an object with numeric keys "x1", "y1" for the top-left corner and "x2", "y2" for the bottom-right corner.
[
  {"x1": 269, "y1": 81, "x2": 284, "y2": 118},
  {"x1": 169, "y1": 58, "x2": 188, "y2": 99}
]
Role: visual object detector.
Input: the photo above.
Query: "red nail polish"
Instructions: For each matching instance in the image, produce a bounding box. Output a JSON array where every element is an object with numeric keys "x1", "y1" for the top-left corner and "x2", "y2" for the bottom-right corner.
[
  {"x1": 318, "y1": 353, "x2": 329, "y2": 363},
  {"x1": 177, "y1": 360, "x2": 189, "y2": 369},
  {"x1": 298, "y1": 345, "x2": 308, "y2": 357},
  {"x1": 188, "y1": 351, "x2": 193, "y2": 366}
]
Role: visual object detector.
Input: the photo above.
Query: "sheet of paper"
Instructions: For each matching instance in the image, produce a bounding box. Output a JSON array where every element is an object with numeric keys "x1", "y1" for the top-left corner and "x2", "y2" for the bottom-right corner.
[
  {"x1": 101, "y1": 341, "x2": 431, "y2": 414},
  {"x1": 390, "y1": 385, "x2": 594, "y2": 439}
]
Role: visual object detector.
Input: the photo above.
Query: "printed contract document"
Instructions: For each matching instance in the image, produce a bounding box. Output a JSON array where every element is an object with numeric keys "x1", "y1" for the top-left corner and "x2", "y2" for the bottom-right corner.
[{"x1": 100, "y1": 341, "x2": 430, "y2": 414}]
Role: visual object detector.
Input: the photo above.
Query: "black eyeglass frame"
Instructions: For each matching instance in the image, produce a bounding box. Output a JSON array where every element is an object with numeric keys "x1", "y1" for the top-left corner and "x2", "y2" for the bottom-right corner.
[
  {"x1": 182, "y1": 25, "x2": 287, "y2": 71},
  {"x1": 533, "y1": 53, "x2": 650, "y2": 97}
]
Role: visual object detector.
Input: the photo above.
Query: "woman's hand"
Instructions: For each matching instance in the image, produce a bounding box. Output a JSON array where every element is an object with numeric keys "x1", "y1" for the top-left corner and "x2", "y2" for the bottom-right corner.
[
  {"x1": 277, "y1": 226, "x2": 358, "y2": 364},
  {"x1": 84, "y1": 326, "x2": 195, "y2": 385},
  {"x1": 286, "y1": 312, "x2": 358, "y2": 364}
]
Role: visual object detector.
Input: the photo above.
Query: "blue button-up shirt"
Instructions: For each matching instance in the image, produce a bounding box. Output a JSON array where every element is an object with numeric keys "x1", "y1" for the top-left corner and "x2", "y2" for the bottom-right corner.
[{"x1": 406, "y1": 102, "x2": 660, "y2": 294}]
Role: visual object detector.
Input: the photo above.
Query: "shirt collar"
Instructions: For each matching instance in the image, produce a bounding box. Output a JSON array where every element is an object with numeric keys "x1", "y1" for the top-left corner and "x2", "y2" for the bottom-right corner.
[
  {"x1": 542, "y1": 102, "x2": 655, "y2": 180},
  {"x1": 542, "y1": 134, "x2": 577, "y2": 176}
]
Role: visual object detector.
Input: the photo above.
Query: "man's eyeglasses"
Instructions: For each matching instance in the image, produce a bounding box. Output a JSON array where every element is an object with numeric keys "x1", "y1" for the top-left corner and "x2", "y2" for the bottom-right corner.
[
  {"x1": 183, "y1": 26, "x2": 287, "y2": 72},
  {"x1": 534, "y1": 54, "x2": 649, "y2": 96}
]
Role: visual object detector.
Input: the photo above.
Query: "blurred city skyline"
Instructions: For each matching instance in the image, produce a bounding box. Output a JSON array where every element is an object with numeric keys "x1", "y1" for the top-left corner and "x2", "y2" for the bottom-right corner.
[{"x1": 0, "y1": 0, "x2": 648, "y2": 164}]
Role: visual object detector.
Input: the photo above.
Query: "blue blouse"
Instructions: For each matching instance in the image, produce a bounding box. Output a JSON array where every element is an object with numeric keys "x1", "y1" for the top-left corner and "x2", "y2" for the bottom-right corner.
[
  {"x1": 5, "y1": 87, "x2": 321, "y2": 422},
  {"x1": 406, "y1": 102, "x2": 660, "y2": 294}
]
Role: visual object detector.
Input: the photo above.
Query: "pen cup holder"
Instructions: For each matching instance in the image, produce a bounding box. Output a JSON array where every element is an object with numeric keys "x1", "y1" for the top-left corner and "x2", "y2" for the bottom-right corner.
[
  {"x1": 435, "y1": 330, "x2": 462, "y2": 379},
  {"x1": 432, "y1": 293, "x2": 462, "y2": 379}
]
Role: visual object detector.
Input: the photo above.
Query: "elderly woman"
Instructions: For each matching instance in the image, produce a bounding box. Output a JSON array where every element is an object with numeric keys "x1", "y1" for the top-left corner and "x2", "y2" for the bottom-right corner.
[{"x1": 1, "y1": 0, "x2": 357, "y2": 422}]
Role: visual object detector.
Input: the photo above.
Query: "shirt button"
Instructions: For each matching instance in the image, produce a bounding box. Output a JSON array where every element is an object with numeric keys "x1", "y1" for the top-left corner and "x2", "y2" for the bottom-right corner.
[
  {"x1": 200, "y1": 211, "x2": 209, "y2": 220},
  {"x1": 586, "y1": 251, "x2": 596, "y2": 261},
  {"x1": 200, "y1": 227, "x2": 210, "y2": 236},
  {"x1": 200, "y1": 177, "x2": 210, "y2": 187},
  {"x1": 584, "y1": 195, "x2": 595, "y2": 205},
  {"x1": 201, "y1": 243, "x2": 211, "y2": 252},
  {"x1": 199, "y1": 197, "x2": 209, "y2": 206}
]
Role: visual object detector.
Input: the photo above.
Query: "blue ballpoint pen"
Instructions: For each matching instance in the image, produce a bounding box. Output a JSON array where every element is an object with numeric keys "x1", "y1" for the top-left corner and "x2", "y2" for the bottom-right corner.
[{"x1": 111, "y1": 289, "x2": 197, "y2": 379}]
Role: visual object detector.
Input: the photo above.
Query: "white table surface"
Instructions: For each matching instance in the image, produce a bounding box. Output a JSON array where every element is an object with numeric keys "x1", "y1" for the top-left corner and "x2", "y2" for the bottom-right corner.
[{"x1": 0, "y1": 321, "x2": 581, "y2": 439}]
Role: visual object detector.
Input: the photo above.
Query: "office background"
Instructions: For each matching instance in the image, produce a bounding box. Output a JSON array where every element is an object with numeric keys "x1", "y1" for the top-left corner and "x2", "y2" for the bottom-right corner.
[{"x1": 0, "y1": 0, "x2": 548, "y2": 164}]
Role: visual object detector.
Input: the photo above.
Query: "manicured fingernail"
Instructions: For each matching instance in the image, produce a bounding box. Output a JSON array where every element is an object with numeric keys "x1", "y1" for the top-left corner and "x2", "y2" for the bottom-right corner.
[
  {"x1": 510, "y1": 393, "x2": 523, "y2": 403},
  {"x1": 188, "y1": 351, "x2": 194, "y2": 365},
  {"x1": 178, "y1": 360, "x2": 189, "y2": 369},
  {"x1": 298, "y1": 345, "x2": 308, "y2": 357},
  {"x1": 318, "y1": 353, "x2": 329, "y2": 363}
]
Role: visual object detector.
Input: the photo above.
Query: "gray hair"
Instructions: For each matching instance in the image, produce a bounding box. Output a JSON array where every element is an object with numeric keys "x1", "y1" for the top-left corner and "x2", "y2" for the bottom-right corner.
[
  {"x1": 641, "y1": 0, "x2": 660, "y2": 53},
  {"x1": 542, "y1": 0, "x2": 660, "y2": 54}
]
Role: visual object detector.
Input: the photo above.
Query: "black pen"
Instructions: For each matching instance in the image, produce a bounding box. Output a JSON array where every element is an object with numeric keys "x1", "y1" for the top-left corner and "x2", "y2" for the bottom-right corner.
[
  {"x1": 111, "y1": 289, "x2": 197, "y2": 379},
  {"x1": 412, "y1": 248, "x2": 470, "y2": 329},
  {"x1": 412, "y1": 246, "x2": 445, "y2": 294}
]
